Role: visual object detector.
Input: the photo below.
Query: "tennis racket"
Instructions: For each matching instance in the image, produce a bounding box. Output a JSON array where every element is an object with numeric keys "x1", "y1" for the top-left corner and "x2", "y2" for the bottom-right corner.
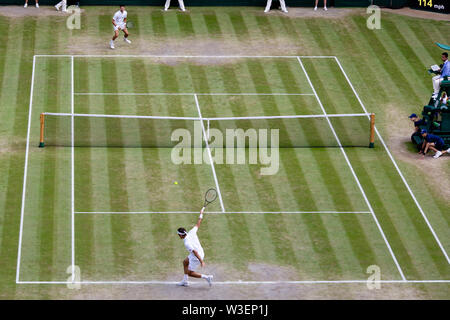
[{"x1": 202, "y1": 188, "x2": 217, "y2": 210}]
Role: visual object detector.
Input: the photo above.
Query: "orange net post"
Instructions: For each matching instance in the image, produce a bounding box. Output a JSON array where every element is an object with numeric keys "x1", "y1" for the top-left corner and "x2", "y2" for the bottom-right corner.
[
  {"x1": 369, "y1": 113, "x2": 375, "y2": 148},
  {"x1": 39, "y1": 113, "x2": 45, "y2": 148}
]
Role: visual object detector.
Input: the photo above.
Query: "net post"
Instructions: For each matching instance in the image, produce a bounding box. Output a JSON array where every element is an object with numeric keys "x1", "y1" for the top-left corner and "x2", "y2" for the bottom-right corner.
[
  {"x1": 39, "y1": 113, "x2": 45, "y2": 148},
  {"x1": 369, "y1": 113, "x2": 375, "y2": 148}
]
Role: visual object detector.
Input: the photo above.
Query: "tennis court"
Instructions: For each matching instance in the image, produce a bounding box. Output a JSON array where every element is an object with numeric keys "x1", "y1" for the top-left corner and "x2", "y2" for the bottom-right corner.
[{"x1": 16, "y1": 55, "x2": 448, "y2": 285}]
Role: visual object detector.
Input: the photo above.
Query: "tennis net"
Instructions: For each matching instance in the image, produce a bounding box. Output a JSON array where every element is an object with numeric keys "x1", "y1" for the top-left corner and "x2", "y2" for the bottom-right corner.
[{"x1": 39, "y1": 112, "x2": 376, "y2": 148}]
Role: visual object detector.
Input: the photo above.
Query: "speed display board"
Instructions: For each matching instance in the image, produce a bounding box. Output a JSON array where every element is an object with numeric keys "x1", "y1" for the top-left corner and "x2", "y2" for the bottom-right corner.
[{"x1": 410, "y1": 0, "x2": 449, "y2": 14}]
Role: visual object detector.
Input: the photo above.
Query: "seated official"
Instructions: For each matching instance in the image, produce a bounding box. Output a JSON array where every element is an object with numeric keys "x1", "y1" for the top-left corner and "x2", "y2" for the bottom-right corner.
[
  {"x1": 432, "y1": 52, "x2": 449, "y2": 100},
  {"x1": 409, "y1": 113, "x2": 426, "y2": 133},
  {"x1": 420, "y1": 129, "x2": 450, "y2": 159}
]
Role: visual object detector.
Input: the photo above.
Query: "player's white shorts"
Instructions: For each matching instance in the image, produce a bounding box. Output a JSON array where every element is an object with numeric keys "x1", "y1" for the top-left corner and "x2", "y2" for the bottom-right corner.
[
  {"x1": 114, "y1": 23, "x2": 126, "y2": 31},
  {"x1": 187, "y1": 253, "x2": 203, "y2": 271}
]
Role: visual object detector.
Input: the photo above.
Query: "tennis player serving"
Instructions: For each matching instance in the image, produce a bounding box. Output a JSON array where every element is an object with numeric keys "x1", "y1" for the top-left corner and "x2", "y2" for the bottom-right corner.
[{"x1": 176, "y1": 189, "x2": 217, "y2": 287}]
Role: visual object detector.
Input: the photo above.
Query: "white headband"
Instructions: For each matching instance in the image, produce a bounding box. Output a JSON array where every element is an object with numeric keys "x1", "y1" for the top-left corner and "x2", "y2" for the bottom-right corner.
[{"x1": 177, "y1": 231, "x2": 187, "y2": 236}]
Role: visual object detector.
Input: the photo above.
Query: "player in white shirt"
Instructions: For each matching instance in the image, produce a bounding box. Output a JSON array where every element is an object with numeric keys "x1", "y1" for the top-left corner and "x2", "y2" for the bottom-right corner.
[
  {"x1": 176, "y1": 207, "x2": 213, "y2": 287},
  {"x1": 110, "y1": 5, "x2": 131, "y2": 49}
]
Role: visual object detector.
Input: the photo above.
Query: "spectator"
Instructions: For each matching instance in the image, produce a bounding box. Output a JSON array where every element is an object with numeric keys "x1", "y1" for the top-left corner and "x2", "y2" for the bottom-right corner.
[
  {"x1": 264, "y1": 0, "x2": 288, "y2": 13},
  {"x1": 314, "y1": 0, "x2": 327, "y2": 11},
  {"x1": 24, "y1": 0, "x2": 39, "y2": 8},
  {"x1": 420, "y1": 129, "x2": 450, "y2": 159},
  {"x1": 409, "y1": 113, "x2": 426, "y2": 133},
  {"x1": 439, "y1": 92, "x2": 448, "y2": 108},
  {"x1": 55, "y1": 0, "x2": 67, "y2": 12},
  {"x1": 432, "y1": 52, "x2": 449, "y2": 100},
  {"x1": 164, "y1": 0, "x2": 186, "y2": 12}
]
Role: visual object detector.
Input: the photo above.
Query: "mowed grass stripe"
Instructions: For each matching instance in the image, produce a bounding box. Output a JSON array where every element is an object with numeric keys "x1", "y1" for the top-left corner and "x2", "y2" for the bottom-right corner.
[
  {"x1": 43, "y1": 23, "x2": 76, "y2": 283},
  {"x1": 136, "y1": 10, "x2": 153, "y2": 42},
  {"x1": 302, "y1": 59, "x2": 396, "y2": 272},
  {"x1": 244, "y1": 59, "x2": 325, "y2": 268},
  {"x1": 108, "y1": 70, "x2": 162, "y2": 278},
  {"x1": 380, "y1": 19, "x2": 432, "y2": 94},
  {"x1": 299, "y1": 58, "x2": 419, "y2": 276},
  {"x1": 0, "y1": 20, "x2": 22, "y2": 241},
  {"x1": 227, "y1": 11, "x2": 249, "y2": 42},
  {"x1": 308, "y1": 56, "x2": 449, "y2": 277},
  {"x1": 394, "y1": 19, "x2": 436, "y2": 70},
  {"x1": 176, "y1": 12, "x2": 195, "y2": 37},
  {"x1": 195, "y1": 61, "x2": 282, "y2": 266},
  {"x1": 325, "y1": 19, "x2": 391, "y2": 107},
  {"x1": 192, "y1": 66, "x2": 256, "y2": 268},
  {"x1": 77, "y1": 58, "x2": 116, "y2": 279},
  {"x1": 183, "y1": 64, "x2": 233, "y2": 264},
  {"x1": 113, "y1": 61, "x2": 148, "y2": 211},
  {"x1": 277, "y1": 16, "x2": 307, "y2": 55},
  {"x1": 150, "y1": 10, "x2": 167, "y2": 37},
  {"x1": 0, "y1": 18, "x2": 11, "y2": 117},
  {"x1": 303, "y1": 58, "x2": 447, "y2": 278},
  {"x1": 142, "y1": 62, "x2": 188, "y2": 272},
  {"x1": 272, "y1": 59, "x2": 367, "y2": 212},
  {"x1": 416, "y1": 18, "x2": 449, "y2": 52},
  {"x1": 100, "y1": 59, "x2": 136, "y2": 276},
  {"x1": 403, "y1": 20, "x2": 442, "y2": 70},
  {"x1": 124, "y1": 59, "x2": 158, "y2": 274},
  {"x1": 389, "y1": 163, "x2": 450, "y2": 252},
  {"x1": 351, "y1": 16, "x2": 422, "y2": 105},
  {"x1": 0, "y1": 18, "x2": 33, "y2": 292},
  {"x1": 273, "y1": 60, "x2": 362, "y2": 209},
  {"x1": 333, "y1": 19, "x2": 408, "y2": 120},
  {"x1": 38, "y1": 58, "x2": 61, "y2": 281},
  {"x1": 363, "y1": 150, "x2": 448, "y2": 278},
  {"x1": 73, "y1": 59, "x2": 96, "y2": 279},
  {"x1": 203, "y1": 11, "x2": 223, "y2": 37}
]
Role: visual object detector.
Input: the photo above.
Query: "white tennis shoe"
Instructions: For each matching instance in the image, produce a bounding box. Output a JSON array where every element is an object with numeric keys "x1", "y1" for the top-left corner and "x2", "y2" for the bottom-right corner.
[
  {"x1": 433, "y1": 151, "x2": 442, "y2": 159},
  {"x1": 177, "y1": 280, "x2": 189, "y2": 287},
  {"x1": 24, "y1": 3, "x2": 27, "y2": 8},
  {"x1": 205, "y1": 275, "x2": 213, "y2": 287},
  {"x1": 110, "y1": 40, "x2": 115, "y2": 49},
  {"x1": 123, "y1": 37, "x2": 131, "y2": 44}
]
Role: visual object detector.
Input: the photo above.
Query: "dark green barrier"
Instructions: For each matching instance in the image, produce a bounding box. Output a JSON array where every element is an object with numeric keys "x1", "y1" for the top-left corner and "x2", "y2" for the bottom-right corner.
[
  {"x1": 0, "y1": 0, "x2": 407, "y2": 7},
  {"x1": 1, "y1": 0, "x2": 312, "y2": 5}
]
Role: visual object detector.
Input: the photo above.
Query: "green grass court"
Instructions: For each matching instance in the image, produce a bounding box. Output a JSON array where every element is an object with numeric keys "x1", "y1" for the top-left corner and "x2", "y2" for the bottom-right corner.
[{"x1": 0, "y1": 6, "x2": 449, "y2": 299}]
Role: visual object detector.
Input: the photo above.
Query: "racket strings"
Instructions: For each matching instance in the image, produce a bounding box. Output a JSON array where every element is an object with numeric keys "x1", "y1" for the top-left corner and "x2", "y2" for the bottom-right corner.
[{"x1": 204, "y1": 188, "x2": 217, "y2": 204}]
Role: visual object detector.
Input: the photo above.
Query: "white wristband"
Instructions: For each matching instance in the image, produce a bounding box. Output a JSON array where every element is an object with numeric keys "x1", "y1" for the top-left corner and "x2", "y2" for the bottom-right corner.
[{"x1": 199, "y1": 213, "x2": 203, "y2": 219}]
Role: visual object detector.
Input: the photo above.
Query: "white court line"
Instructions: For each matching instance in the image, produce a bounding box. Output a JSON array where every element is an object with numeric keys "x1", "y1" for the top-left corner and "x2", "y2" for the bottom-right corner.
[
  {"x1": 74, "y1": 211, "x2": 371, "y2": 214},
  {"x1": 296, "y1": 57, "x2": 407, "y2": 281},
  {"x1": 194, "y1": 94, "x2": 226, "y2": 213},
  {"x1": 16, "y1": 279, "x2": 450, "y2": 285},
  {"x1": 70, "y1": 56, "x2": 75, "y2": 283},
  {"x1": 43, "y1": 112, "x2": 200, "y2": 120},
  {"x1": 42, "y1": 112, "x2": 371, "y2": 121},
  {"x1": 15, "y1": 56, "x2": 36, "y2": 284},
  {"x1": 334, "y1": 57, "x2": 450, "y2": 265},
  {"x1": 74, "y1": 92, "x2": 315, "y2": 96},
  {"x1": 34, "y1": 55, "x2": 337, "y2": 59}
]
